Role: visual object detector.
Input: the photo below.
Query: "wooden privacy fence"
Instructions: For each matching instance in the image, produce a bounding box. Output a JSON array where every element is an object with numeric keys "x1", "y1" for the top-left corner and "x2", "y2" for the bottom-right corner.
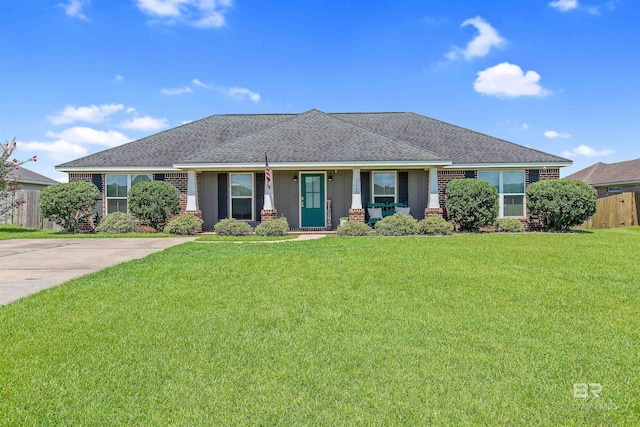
[
  {"x1": 583, "y1": 192, "x2": 640, "y2": 229},
  {"x1": 0, "y1": 190, "x2": 61, "y2": 230}
]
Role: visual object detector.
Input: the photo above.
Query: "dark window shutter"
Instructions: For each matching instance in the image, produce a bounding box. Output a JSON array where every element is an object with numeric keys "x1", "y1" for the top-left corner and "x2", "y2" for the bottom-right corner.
[
  {"x1": 91, "y1": 174, "x2": 102, "y2": 190},
  {"x1": 153, "y1": 173, "x2": 165, "y2": 181},
  {"x1": 361, "y1": 172, "x2": 371, "y2": 220},
  {"x1": 218, "y1": 173, "x2": 228, "y2": 219},
  {"x1": 255, "y1": 173, "x2": 265, "y2": 220},
  {"x1": 529, "y1": 169, "x2": 540, "y2": 184},
  {"x1": 464, "y1": 170, "x2": 475, "y2": 179},
  {"x1": 398, "y1": 171, "x2": 409, "y2": 205}
]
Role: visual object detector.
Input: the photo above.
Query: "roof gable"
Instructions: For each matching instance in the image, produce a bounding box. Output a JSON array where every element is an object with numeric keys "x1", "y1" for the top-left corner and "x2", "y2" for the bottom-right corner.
[
  {"x1": 181, "y1": 109, "x2": 445, "y2": 164},
  {"x1": 567, "y1": 158, "x2": 640, "y2": 185}
]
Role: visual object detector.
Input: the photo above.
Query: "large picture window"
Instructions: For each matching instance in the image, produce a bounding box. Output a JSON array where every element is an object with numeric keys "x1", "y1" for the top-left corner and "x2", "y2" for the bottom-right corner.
[
  {"x1": 478, "y1": 170, "x2": 525, "y2": 217},
  {"x1": 373, "y1": 172, "x2": 396, "y2": 204},
  {"x1": 106, "y1": 174, "x2": 152, "y2": 213},
  {"x1": 230, "y1": 173, "x2": 254, "y2": 220}
]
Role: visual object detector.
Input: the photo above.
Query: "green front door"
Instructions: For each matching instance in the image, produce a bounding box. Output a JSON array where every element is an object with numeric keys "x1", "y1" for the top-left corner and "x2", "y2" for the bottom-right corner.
[{"x1": 301, "y1": 174, "x2": 325, "y2": 227}]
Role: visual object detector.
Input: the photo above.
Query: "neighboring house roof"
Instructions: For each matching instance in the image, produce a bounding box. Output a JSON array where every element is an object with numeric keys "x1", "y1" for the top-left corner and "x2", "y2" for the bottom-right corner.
[
  {"x1": 567, "y1": 158, "x2": 640, "y2": 185},
  {"x1": 57, "y1": 109, "x2": 570, "y2": 170},
  {"x1": 8, "y1": 167, "x2": 59, "y2": 186}
]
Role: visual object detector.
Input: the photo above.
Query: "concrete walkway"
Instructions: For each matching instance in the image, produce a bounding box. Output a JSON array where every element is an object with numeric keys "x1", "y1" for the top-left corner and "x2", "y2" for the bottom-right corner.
[{"x1": 0, "y1": 238, "x2": 194, "y2": 306}]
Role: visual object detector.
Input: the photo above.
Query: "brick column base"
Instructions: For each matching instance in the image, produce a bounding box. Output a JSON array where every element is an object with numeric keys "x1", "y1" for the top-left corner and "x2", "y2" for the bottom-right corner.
[
  {"x1": 348, "y1": 208, "x2": 365, "y2": 223},
  {"x1": 261, "y1": 209, "x2": 278, "y2": 223},
  {"x1": 424, "y1": 208, "x2": 444, "y2": 219},
  {"x1": 185, "y1": 210, "x2": 203, "y2": 233}
]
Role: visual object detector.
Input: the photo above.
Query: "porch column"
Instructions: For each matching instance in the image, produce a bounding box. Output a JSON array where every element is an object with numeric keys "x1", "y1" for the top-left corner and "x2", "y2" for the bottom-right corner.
[
  {"x1": 260, "y1": 168, "x2": 277, "y2": 222},
  {"x1": 186, "y1": 170, "x2": 198, "y2": 211},
  {"x1": 425, "y1": 167, "x2": 443, "y2": 218},
  {"x1": 349, "y1": 168, "x2": 365, "y2": 223}
]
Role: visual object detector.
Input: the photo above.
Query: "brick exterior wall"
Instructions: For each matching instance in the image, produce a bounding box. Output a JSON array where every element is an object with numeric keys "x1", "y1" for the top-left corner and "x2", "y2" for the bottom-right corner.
[
  {"x1": 596, "y1": 184, "x2": 640, "y2": 198},
  {"x1": 68, "y1": 173, "x2": 104, "y2": 231},
  {"x1": 164, "y1": 172, "x2": 189, "y2": 212},
  {"x1": 436, "y1": 170, "x2": 466, "y2": 208}
]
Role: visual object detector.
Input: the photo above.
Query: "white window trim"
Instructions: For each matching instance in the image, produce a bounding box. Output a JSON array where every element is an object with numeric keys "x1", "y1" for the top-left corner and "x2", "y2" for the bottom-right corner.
[
  {"x1": 372, "y1": 171, "x2": 398, "y2": 203},
  {"x1": 229, "y1": 172, "x2": 255, "y2": 222},
  {"x1": 106, "y1": 174, "x2": 152, "y2": 214},
  {"x1": 478, "y1": 170, "x2": 526, "y2": 218}
]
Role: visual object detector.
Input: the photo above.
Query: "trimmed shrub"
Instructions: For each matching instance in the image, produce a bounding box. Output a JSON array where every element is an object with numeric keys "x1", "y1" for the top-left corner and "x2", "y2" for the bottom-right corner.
[
  {"x1": 375, "y1": 212, "x2": 418, "y2": 236},
  {"x1": 39, "y1": 181, "x2": 100, "y2": 233},
  {"x1": 95, "y1": 212, "x2": 136, "y2": 234},
  {"x1": 255, "y1": 217, "x2": 289, "y2": 236},
  {"x1": 214, "y1": 218, "x2": 253, "y2": 236},
  {"x1": 417, "y1": 216, "x2": 453, "y2": 235},
  {"x1": 445, "y1": 179, "x2": 499, "y2": 231},
  {"x1": 128, "y1": 181, "x2": 180, "y2": 231},
  {"x1": 495, "y1": 218, "x2": 525, "y2": 233},
  {"x1": 526, "y1": 179, "x2": 597, "y2": 232},
  {"x1": 164, "y1": 213, "x2": 203, "y2": 235},
  {"x1": 336, "y1": 221, "x2": 372, "y2": 236}
]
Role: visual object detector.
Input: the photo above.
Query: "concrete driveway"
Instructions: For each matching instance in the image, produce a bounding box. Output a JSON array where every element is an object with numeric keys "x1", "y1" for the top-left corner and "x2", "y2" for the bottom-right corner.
[{"x1": 0, "y1": 238, "x2": 194, "y2": 306}]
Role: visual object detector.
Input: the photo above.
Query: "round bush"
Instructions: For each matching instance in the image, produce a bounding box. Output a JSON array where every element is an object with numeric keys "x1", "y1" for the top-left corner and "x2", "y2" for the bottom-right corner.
[
  {"x1": 214, "y1": 218, "x2": 253, "y2": 236},
  {"x1": 375, "y1": 212, "x2": 418, "y2": 236},
  {"x1": 39, "y1": 181, "x2": 100, "y2": 233},
  {"x1": 255, "y1": 217, "x2": 289, "y2": 236},
  {"x1": 164, "y1": 213, "x2": 203, "y2": 235},
  {"x1": 336, "y1": 221, "x2": 372, "y2": 236},
  {"x1": 495, "y1": 218, "x2": 525, "y2": 233},
  {"x1": 128, "y1": 181, "x2": 180, "y2": 231},
  {"x1": 445, "y1": 179, "x2": 499, "y2": 231},
  {"x1": 95, "y1": 212, "x2": 136, "y2": 234},
  {"x1": 417, "y1": 215, "x2": 453, "y2": 235},
  {"x1": 526, "y1": 179, "x2": 597, "y2": 232}
]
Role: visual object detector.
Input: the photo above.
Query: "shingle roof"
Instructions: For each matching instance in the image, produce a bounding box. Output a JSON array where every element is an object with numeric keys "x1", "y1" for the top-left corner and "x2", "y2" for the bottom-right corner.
[
  {"x1": 57, "y1": 109, "x2": 569, "y2": 169},
  {"x1": 8, "y1": 167, "x2": 58, "y2": 185},
  {"x1": 567, "y1": 158, "x2": 640, "y2": 185},
  {"x1": 181, "y1": 109, "x2": 445, "y2": 163}
]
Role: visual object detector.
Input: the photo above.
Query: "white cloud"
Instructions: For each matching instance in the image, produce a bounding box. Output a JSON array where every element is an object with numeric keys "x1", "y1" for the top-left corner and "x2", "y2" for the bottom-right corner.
[
  {"x1": 181, "y1": 120, "x2": 193, "y2": 125},
  {"x1": 135, "y1": 0, "x2": 232, "y2": 28},
  {"x1": 192, "y1": 78, "x2": 212, "y2": 89},
  {"x1": 161, "y1": 86, "x2": 193, "y2": 95},
  {"x1": 522, "y1": 123, "x2": 529, "y2": 130},
  {"x1": 544, "y1": 130, "x2": 571, "y2": 139},
  {"x1": 549, "y1": 0, "x2": 579, "y2": 12},
  {"x1": 125, "y1": 107, "x2": 137, "y2": 114},
  {"x1": 227, "y1": 87, "x2": 261, "y2": 102},
  {"x1": 446, "y1": 16, "x2": 506, "y2": 61},
  {"x1": 47, "y1": 103, "x2": 125, "y2": 125},
  {"x1": 562, "y1": 145, "x2": 615, "y2": 157},
  {"x1": 46, "y1": 127, "x2": 132, "y2": 147},
  {"x1": 474, "y1": 62, "x2": 549, "y2": 97},
  {"x1": 60, "y1": 0, "x2": 90, "y2": 20},
  {"x1": 113, "y1": 74, "x2": 124, "y2": 82},
  {"x1": 17, "y1": 140, "x2": 88, "y2": 161},
  {"x1": 120, "y1": 116, "x2": 168, "y2": 131}
]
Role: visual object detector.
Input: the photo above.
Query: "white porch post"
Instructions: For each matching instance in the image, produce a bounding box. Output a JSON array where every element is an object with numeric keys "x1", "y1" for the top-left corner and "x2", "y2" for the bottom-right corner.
[
  {"x1": 351, "y1": 168, "x2": 362, "y2": 209},
  {"x1": 427, "y1": 167, "x2": 440, "y2": 209},
  {"x1": 186, "y1": 170, "x2": 198, "y2": 211}
]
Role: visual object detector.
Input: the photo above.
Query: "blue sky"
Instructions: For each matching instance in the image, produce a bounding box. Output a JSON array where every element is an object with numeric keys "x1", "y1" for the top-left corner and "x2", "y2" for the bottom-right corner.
[{"x1": 1, "y1": 0, "x2": 638, "y2": 181}]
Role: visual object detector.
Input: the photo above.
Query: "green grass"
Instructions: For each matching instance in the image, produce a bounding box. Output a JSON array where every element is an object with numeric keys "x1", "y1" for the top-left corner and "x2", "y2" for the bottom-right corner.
[
  {"x1": 196, "y1": 234, "x2": 297, "y2": 242},
  {"x1": 1, "y1": 229, "x2": 639, "y2": 425},
  {"x1": 0, "y1": 224, "x2": 172, "y2": 240}
]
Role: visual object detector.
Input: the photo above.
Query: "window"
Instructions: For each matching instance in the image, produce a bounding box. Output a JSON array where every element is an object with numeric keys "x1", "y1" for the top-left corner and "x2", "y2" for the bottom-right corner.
[
  {"x1": 230, "y1": 173, "x2": 253, "y2": 220},
  {"x1": 608, "y1": 187, "x2": 621, "y2": 193},
  {"x1": 373, "y1": 172, "x2": 396, "y2": 204},
  {"x1": 478, "y1": 170, "x2": 525, "y2": 217},
  {"x1": 106, "y1": 174, "x2": 152, "y2": 213}
]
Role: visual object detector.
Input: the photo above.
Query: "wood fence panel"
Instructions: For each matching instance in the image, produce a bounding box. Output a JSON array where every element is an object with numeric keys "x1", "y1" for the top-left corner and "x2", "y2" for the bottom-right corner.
[
  {"x1": 1, "y1": 190, "x2": 61, "y2": 230},
  {"x1": 589, "y1": 193, "x2": 639, "y2": 229}
]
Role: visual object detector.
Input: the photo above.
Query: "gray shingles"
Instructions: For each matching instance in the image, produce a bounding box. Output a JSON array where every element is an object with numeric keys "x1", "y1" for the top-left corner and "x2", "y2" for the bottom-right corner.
[
  {"x1": 567, "y1": 158, "x2": 640, "y2": 185},
  {"x1": 9, "y1": 167, "x2": 58, "y2": 185},
  {"x1": 57, "y1": 109, "x2": 569, "y2": 168}
]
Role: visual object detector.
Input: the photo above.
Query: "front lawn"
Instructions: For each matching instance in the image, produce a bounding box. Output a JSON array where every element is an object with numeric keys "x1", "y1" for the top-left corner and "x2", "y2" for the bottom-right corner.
[
  {"x1": 196, "y1": 234, "x2": 297, "y2": 242},
  {"x1": 1, "y1": 230, "x2": 638, "y2": 425}
]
